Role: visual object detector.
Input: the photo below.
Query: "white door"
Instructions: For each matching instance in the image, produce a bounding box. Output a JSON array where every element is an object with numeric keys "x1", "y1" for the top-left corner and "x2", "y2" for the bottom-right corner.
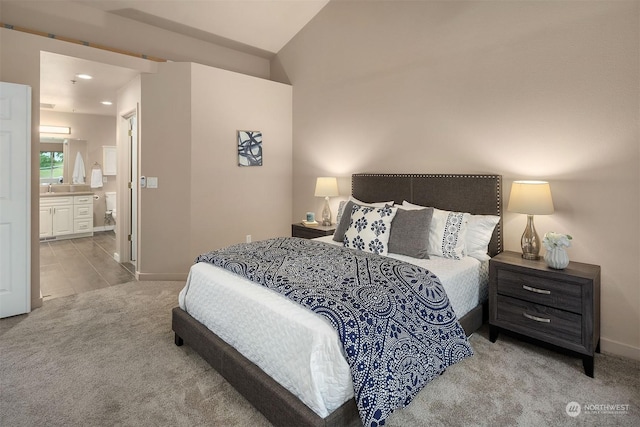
[{"x1": 0, "y1": 82, "x2": 31, "y2": 318}]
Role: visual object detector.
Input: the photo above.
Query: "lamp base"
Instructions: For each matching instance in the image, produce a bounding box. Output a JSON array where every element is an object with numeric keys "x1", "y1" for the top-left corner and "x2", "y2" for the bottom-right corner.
[
  {"x1": 521, "y1": 214, "x2": 541, "y2": 260},
  {"x1": 321, "y1": 196, "x2": 332, "y2": 226}
]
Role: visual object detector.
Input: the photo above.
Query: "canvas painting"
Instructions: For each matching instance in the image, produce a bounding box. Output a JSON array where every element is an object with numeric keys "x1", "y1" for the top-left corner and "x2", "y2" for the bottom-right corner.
[{"x1": 237, "y1": 130, "x2": 262, "y2": 167}]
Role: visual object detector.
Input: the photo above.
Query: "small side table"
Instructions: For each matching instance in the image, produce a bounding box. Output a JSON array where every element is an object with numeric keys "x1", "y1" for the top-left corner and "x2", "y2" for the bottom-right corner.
[
  {"x1": 489, "y1": 251, "x2": 601, "y2": 377},
  {"x1": 291, "y1": 223, "x2": 336, "y2": 239}
]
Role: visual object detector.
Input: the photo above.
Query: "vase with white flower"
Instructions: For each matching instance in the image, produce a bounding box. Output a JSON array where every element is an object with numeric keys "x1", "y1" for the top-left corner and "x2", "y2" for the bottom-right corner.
[{"x1": 542, "y1": 231, "x2": 572, "y2": 269}]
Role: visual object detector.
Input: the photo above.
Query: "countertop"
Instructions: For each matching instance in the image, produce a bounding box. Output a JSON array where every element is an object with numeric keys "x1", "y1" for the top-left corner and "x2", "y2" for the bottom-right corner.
[{"x1": 40, "y1": 192, "x2": 95, "y2": 197}]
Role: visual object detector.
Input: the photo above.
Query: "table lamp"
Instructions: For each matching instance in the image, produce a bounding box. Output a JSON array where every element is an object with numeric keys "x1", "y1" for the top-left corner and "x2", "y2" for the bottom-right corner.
[
  {"x1": 314, "y1": 177, "x2": 339, "y2": 226},
  {"x1": 507, "y1": 180, "x2": 554, "y2": 260}
]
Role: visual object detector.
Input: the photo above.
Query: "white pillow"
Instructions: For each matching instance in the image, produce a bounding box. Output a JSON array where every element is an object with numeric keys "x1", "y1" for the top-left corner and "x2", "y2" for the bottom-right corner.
[
  {"x1": 336, "y1": 197, "x2": 395, "y2": 226},
  {"x1": 466, "y1": 214, "x2": 500, "y2": 261},
  {"x1": 344, "y1": 205, "x2": 398, "y2": 255},
  {"x1": 402, "y1": 200, "x2": 500, "y2": 261},
  {"x1": 428, "y1": 208, "x2": 469, "y2": 260},
  {"x1": 404, "y1": 201, "x2": 467, "y2": 258},
  {"x1": 401, "y1": 200, "x2": 427, "y2": 211}
]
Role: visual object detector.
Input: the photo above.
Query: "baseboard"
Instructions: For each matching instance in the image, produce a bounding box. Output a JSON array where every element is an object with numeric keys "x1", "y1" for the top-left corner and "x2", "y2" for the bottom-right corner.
[
  {"x1": 113, "y1": 252, "x2": 120, "y2": 263},
  {"x1": 601, "y1": 337, "x2": 640, "y2": 361},
  {"x1": 93, "y1": 225, "x2": 115, "y2": 232},
  {"x1": 136, "y1": 272, "x2": 188, "y2": 281}
]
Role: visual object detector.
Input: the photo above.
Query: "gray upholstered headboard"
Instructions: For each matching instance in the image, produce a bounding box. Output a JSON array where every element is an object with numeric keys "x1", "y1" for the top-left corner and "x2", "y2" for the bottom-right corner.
[{"x1": 351, "y1": 173, "x2": 503, "y2": 256}]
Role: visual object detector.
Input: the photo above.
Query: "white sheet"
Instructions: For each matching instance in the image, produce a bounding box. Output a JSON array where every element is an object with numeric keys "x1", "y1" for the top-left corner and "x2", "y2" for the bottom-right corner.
[{"x1": 179, "y1": 238, "x2": 488, "y2": 418}]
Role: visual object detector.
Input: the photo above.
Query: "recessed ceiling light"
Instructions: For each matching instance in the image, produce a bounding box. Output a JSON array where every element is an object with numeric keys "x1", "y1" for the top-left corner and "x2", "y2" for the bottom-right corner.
[
  {"x1": 76, "y1": 74, "x2": 93, "y2": 80},
  {"x1": 101, "y1": 101, "x2": 113, "y2": 106}
]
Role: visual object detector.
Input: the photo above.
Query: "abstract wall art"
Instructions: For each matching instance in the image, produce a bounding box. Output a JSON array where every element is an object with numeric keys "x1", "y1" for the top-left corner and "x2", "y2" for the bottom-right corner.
[{"x1": 237, "y1": 130, "x2": 262, "y2": 167}]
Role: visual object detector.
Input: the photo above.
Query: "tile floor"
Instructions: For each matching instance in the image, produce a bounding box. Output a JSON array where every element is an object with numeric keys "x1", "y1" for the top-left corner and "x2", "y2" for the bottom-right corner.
[{"x1": 40, "y1": 231, "x2": 136, "y2": 301}]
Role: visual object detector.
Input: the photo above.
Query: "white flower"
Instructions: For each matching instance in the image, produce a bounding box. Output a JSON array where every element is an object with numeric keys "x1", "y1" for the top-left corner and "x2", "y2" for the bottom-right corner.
[{"x1": 543, "y1": 232, "x2": 573, "y2": 251}]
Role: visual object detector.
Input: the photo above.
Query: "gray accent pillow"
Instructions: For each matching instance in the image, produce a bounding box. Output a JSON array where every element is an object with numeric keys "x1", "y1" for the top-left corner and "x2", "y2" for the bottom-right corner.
[
  {"x1": 332, "y1": 201, "x2": 355, "y2": 242},
  {"x1": 388, "y1": 207, "x2": 434, "y2": 259}
]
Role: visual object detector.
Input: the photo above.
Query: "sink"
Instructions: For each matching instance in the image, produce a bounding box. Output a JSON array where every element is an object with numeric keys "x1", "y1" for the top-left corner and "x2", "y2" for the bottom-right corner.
[
  {"x1": 50, "y1": 184, "x2": 70, "y2": 193},
  {"x1": 70, "y1": 184, "x2": 91, "y2": 192}
]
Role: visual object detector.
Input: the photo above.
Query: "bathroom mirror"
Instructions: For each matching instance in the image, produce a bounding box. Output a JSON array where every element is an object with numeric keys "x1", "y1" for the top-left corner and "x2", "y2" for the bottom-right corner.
[{"x1": 39, "y1": 137, "x2": 87, "y2": 185}]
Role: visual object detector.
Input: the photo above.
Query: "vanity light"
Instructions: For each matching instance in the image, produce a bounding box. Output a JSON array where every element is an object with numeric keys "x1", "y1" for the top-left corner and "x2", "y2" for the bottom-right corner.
[
  {"x1": 101, "y1": 101, "x2": 113, "y2": 105},
  {"x1": 76, "y1": 74, "x2": 93, "y2": 80},
  {"x1": 39, "y1": 125, "x2": 71, "y2": 134}
]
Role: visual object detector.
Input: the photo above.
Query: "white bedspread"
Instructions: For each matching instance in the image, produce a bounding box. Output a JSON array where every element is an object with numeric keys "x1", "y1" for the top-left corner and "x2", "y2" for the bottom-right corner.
[{"x1": 179, "y1": 237, "x2": 488, "y2": 418}]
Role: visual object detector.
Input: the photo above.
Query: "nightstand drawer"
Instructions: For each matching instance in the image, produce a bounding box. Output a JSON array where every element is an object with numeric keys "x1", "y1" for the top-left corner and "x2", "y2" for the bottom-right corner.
[
  {"x1": 496, "y1": 295, "x2": 582, "y2": 344},
  {"x1": 294, "y1": 227, "x2": 323, "y2": 239},
  {"x1": 291, "y1": 223, "x2": 335, "y2": 239},
  {"x1": 496, "y1": 269, "x2": 582, "y2": 313}
]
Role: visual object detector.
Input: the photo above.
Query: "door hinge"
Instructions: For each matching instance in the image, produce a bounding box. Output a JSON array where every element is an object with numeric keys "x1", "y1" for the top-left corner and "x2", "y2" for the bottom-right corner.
[
  {"x1": 128, "y1": 182, "x2": 132, "y2": 189},
  {"x1": 128, "y1": 234, "x2": 132, "y2": 241},
  {"x1": 128, "y1": 130, "x2": 132, "y2": 136}
]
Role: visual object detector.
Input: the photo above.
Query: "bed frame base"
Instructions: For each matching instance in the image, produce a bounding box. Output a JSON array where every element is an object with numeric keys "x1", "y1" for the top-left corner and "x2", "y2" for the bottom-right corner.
[
  {"x1": 172, "y1": 302, "x2": 484, "y2": 427},
  {"x1": 172, "y1": 307, "x2": 361, "y2": 427}
]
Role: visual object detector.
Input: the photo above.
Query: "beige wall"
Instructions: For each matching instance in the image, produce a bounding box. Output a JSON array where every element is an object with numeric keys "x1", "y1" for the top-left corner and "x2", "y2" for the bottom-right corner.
[
  {"x1": 137, "y1": 63, "x2": 192, "y2": 279},
  {"x1": 137, "y1": 62, "x2": 292, "y2": 279},
  {"x1": 273, "y1": 1, "x2": 640, "y2": 359},
  {"x1": 39, "y1": 110, "x2": 117, "y2": 228},
  {"x1": 190, "y1": 63, "x2": 293, "y2": 255}
]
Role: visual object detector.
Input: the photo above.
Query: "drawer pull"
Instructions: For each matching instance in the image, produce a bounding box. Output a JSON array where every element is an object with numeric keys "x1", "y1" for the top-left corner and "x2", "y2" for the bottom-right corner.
[
  {"x1": 522, "y1": 284, "x2": 551, "y2": 295},
  {"x1": 523, "y1": 312, "x2": 551, "y2": 323}
]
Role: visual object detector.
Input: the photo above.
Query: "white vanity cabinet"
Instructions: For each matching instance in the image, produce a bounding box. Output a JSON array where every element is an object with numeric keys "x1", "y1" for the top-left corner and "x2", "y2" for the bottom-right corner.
[
  {"x1": 40, "y1": 196, "x2": 74, "y2": 238},
  {"x1": 73, "y1": 195, "x2": 94, "y2": 234},
  {"x1": 40, "y1": 194, "x2": 94, "y2": 239}
]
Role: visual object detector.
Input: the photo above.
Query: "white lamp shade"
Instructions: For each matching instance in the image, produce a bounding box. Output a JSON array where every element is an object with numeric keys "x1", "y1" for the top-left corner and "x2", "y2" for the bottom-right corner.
[
  {"x1": 314, "y1": 177, "x2": 339, "y2": 197},
  {"x1": 507, "y1": 180, "x2": 554, "y2": 215}
]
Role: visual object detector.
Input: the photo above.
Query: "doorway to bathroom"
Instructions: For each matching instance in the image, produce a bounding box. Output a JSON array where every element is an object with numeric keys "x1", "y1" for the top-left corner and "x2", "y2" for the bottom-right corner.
[{"x1": 39, "y1": 51, "x2": 145, "y2": 299}]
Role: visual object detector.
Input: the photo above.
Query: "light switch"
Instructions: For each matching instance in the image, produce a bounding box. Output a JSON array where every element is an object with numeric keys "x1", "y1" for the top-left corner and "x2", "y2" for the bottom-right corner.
[{"x1": 147, "y1": 177, "x2": 158, "y2": 189}]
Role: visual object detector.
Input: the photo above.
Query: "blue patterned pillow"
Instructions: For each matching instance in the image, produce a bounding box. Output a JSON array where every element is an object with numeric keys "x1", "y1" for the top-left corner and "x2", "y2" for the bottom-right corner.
[{"x1": 344, "y1": 205, "x2": 398, "y2": 255}]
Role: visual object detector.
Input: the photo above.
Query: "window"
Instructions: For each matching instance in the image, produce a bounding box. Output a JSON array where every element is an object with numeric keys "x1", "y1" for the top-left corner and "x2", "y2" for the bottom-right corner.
[{"x1": 40, "y1": 151, "x2": 64, "y2": 184}]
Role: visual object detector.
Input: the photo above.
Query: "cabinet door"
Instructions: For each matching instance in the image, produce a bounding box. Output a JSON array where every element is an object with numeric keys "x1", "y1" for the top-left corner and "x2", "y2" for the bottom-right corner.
[
  {"x1": 52, "y1": 205, "x2": 74, "y2": 236},
  {"x1": 39, "y1": 206, "x2": 53, "y2": 237},
  {"x1": 103, "y1": 146, "x2": 117, "y2": 175}
]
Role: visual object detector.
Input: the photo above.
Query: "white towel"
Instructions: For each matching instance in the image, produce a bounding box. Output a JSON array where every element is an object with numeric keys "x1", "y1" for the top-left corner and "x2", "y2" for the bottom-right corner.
[
  {"x1": 72, "y1": 152, "x2": 85, "y2": 184},
  {"x1": 91, "y1": 168, "x2": 104, "y2": 188}
]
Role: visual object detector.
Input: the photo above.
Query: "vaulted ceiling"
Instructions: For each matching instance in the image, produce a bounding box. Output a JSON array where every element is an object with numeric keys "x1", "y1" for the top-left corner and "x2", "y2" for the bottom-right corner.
[
  {"x1": 76, "y1": 0, "x2": 329, "y2": 56},
  {"x1": 42, "y1": 0, "x2": 329, "y2": 116}
]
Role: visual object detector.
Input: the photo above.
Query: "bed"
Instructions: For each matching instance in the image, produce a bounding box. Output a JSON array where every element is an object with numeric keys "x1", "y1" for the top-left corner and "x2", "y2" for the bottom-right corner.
[{"x1": 172, "y1": 173, "x2": 503, "y2": 427}]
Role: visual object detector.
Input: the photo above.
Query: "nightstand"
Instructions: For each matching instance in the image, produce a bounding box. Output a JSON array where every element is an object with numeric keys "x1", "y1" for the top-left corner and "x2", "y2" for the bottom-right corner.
[
  {"x1": 489, "y1": 251, "x2": 601, "y2": 377},
  {"x1": 291, "y1": 223, "x2": 336, "y2": 239}
]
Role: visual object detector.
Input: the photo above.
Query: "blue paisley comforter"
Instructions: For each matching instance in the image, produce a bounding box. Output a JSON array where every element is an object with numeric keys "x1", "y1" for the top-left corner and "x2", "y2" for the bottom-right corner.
[{"x1": 195, "y1": 237, "x2": 472, "y2": 427}]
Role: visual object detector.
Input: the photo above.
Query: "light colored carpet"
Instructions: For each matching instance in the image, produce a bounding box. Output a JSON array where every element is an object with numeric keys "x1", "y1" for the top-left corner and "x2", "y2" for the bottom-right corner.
[{"x1": 1, "y1": 280, "x2": 638, "y2": 427}]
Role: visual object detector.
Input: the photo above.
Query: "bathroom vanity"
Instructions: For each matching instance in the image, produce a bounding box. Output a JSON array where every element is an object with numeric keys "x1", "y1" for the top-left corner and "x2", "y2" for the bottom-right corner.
[{"x1": 40, "y1": 185, "x2": 94, "y2": 240}]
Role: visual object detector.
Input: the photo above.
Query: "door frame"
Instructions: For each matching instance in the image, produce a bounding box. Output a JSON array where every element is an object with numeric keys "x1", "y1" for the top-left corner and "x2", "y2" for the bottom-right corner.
[{"x1": 126, "y1": 112, "x2": 138, "y2": 264}]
